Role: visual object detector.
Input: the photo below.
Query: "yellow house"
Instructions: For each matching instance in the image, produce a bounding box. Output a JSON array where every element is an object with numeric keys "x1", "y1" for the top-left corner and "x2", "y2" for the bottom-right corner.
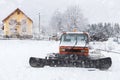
[{"x1": 2, "y1": 8, "x2": 33, "y2": 38}]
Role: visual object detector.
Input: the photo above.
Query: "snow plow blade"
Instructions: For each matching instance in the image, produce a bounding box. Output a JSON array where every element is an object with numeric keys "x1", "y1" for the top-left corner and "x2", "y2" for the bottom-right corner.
[{"x1": 29, "y1": 57, "x2": 112, "y2": 70}]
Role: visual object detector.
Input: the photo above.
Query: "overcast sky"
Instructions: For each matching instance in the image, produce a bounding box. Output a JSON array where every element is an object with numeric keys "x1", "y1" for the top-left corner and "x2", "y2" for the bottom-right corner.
[{"x1": 0, "y1": 0, "x2": 120, "y2": 26}]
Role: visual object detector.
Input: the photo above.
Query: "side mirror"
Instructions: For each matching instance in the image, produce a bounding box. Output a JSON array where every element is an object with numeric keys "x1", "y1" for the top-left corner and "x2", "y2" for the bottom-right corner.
[
  {"x1": 85, "y1": 39, "x2": 89, "y2": 44},
  {"x1": 59, "y1": 36, "x2": 62, "y2": 44}
]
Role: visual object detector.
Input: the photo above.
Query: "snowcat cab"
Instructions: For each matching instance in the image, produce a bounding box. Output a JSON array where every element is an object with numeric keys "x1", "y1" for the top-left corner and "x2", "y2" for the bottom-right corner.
[
  {"x1": 29, "y1": 32, "x2": 112, "y2": 70},
  {"x1": 59, "y1": 32, "x2": 89, "y2": 56}
]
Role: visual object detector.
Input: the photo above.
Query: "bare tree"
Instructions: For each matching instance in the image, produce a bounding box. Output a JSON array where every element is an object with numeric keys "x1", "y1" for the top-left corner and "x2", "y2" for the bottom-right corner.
[
  {"x1": 63, "y1": 6, "x2": 88, "y2": 32},
  {"x1": 114, "y1": 23, "x2": 120, "y2": 37},
  {"x1": 50, "y1": 6, "x2": 88, "y2": 35},
  {"x1": 50, "y1": 9, "x2": 63, "y2": 35}
]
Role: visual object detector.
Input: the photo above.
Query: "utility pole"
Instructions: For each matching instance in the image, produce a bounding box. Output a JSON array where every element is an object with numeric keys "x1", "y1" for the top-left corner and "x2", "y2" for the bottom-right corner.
[{"x1": 38, "y1": 13, "x2": 40, "y2": 39}]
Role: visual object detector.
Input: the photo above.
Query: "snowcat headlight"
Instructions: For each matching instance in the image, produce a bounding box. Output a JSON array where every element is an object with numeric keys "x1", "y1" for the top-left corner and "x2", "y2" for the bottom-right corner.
[
  {"x1": 81, "y1": 50, "x2": 88, "y2": 53},
  {"x1": 60, "y1": 48, "x2": 66, "y2": 52},
  {"x1": 85, "y1": 50, "x2": 88, "y2": 53}
]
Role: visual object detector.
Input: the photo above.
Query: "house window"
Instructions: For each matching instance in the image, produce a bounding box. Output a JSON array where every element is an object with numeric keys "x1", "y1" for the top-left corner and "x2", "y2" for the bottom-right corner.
[
  {"x1": 9, "y1": 19, "x2": 17, "y2": 25},
  {"x1": 9, "y1": 19, "x2": 17, "y2": 34},
  {"x1": 21, "y1": 19, "x2": 27, "y2": 33},
  {"x1": 21, "y1": 19, "x2": 26, "y2": 25},
  {"x1": 22, "y1": 26, "x2": 26, "y2": 32}
]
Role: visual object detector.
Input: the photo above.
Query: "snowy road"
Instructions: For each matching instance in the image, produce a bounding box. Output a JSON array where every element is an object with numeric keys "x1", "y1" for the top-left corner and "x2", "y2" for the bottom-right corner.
[{"x1": 0, "y1": 40, "x2": 120, "y2": 80}]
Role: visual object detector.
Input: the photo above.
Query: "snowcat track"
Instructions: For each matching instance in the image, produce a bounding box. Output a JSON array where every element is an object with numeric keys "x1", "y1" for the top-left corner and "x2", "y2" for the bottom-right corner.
[{"x1": 29, "y1": 57, "x2": 112, "y2": 70}]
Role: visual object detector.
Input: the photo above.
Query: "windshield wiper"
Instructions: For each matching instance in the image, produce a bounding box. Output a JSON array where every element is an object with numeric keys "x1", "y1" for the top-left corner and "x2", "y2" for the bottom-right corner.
[{"x1": 70, "y1": 35, "x2": 77, "y2": 50}]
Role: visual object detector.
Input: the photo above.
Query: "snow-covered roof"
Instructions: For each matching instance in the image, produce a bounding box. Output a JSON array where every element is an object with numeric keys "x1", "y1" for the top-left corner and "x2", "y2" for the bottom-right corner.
[
  {"x1": 2, "y1": 8, "x2": 33, "y2": 23},
  {"x1": 63, "y1": 32, "x2": 89, "y2": 35}
]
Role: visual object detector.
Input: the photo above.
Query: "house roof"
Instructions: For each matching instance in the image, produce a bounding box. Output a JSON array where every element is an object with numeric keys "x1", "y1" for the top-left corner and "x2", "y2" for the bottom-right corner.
[{"x1": 2, "y1": 8, "x2": 33, "y2": 23}]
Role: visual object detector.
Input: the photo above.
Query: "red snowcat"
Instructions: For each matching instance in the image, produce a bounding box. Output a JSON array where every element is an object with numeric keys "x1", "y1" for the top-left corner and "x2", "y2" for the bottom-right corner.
[{"x1": 29, "y1": 32, "x2": 112, "y2": 70}]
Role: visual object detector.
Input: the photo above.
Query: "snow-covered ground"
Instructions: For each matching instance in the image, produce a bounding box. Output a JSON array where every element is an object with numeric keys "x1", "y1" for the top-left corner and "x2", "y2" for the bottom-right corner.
[{"x1": 0, "y1": 39, "x2": 120, "y2": 80}]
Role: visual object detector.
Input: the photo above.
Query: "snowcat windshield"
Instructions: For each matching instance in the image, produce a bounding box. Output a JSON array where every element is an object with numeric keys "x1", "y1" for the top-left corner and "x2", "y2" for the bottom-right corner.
[{"x1": 61, "y1": 34, "x2": 88, "y2": 45}]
